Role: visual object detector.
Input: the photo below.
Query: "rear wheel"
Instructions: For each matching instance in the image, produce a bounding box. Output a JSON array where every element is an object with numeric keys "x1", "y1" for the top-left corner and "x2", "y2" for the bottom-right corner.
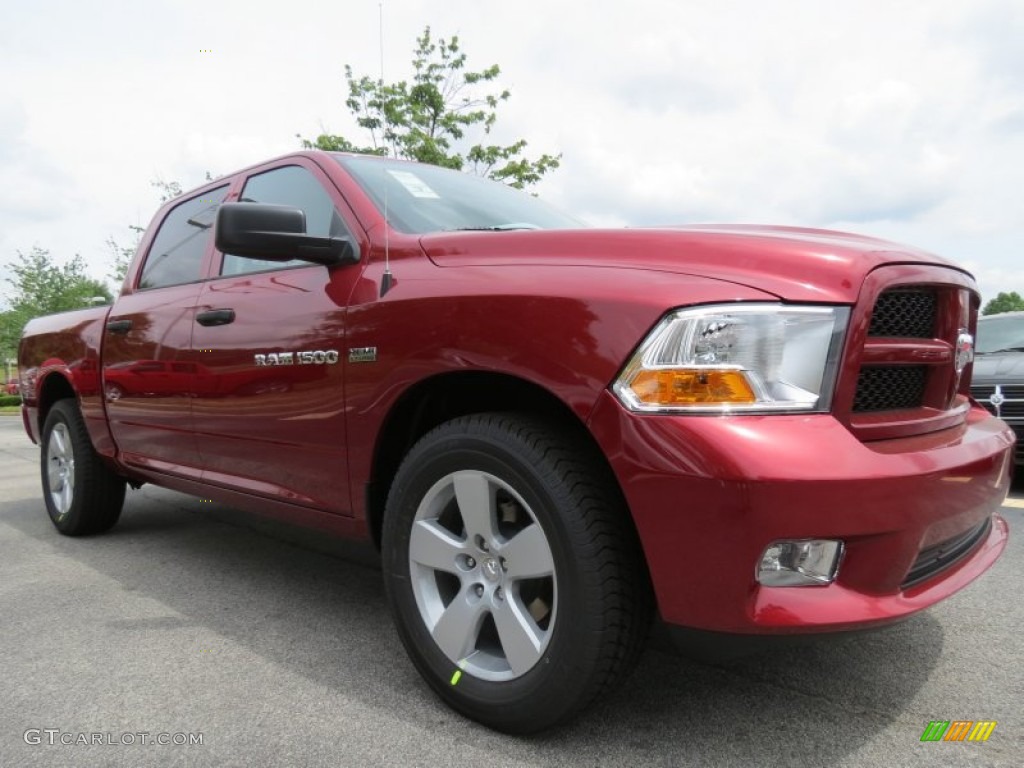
[
  {"x1": 382, "y1": 413, "x2": 651, "y2": 733},
  {"x1": 41, "y1": 399, "x2": 126, "y2": 536}
]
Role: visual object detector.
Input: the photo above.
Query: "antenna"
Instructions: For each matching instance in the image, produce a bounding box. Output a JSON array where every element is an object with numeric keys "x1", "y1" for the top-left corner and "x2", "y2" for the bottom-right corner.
[{"x1": 379, "y1": 0, "x2": 393, "y2": 297}]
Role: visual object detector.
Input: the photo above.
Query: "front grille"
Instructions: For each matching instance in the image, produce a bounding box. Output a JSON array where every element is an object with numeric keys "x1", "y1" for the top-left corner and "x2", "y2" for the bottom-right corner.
[
  {"x1": 868, "y1": 289, "x2": 937, "y2": 338},
  {"x1": 851, "y1": 288, "x2": 940, "y2": 415},
  {"x1": 902, "y1": 518, "x2": 991, "y2": 589},
  {"x1": 970, "y1": 384, "x2": 1024, "y2": 419},
  {"x1": 853, "y1": 366, "x2": 927, "y2": 412},
  {"x1": 969, "y1": 385, "x2": 1022, "y2": 462}
]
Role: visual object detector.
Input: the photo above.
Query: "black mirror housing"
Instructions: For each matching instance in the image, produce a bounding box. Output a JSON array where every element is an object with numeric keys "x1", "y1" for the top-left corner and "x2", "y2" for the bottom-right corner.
[{"x1": 215, "y1": 203, "x2": 358, "y2": 266}]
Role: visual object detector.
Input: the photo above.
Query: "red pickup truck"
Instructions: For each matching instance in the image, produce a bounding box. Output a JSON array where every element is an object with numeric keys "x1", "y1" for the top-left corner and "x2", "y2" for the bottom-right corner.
[{"x1": 18, "y1": 151, "x2": 1014, "y2": 733}]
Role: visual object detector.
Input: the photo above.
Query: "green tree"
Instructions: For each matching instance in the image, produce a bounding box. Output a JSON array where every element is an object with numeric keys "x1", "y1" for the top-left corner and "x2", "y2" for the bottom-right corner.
[
  {"x1": 1, "y1": 247, "x2": 113, "y2": 362},
  {"x1": 982, "y1": 291, "x2": 1024, "y2": 316},
  {"x1": 152, "y1": 178, "x2": 184, "y2": 202},
  {"x1": 300, "y1": 26, "x2": 560, "y2": 189}
]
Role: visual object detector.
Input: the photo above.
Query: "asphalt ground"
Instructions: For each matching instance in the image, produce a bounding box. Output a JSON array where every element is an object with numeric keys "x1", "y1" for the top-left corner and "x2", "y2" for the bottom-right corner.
[{"x1": 0, "y1": 413, "x2": 1021, "y2": 768}]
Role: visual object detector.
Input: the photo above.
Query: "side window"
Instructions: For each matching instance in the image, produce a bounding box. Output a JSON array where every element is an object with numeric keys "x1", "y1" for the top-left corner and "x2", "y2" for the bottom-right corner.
[
  {"x1": 221, "y1": 165, "x2": 351, "y2": 276},
  {"x1": 138, "y1": 186, "x2": 229, "y2": 290}
]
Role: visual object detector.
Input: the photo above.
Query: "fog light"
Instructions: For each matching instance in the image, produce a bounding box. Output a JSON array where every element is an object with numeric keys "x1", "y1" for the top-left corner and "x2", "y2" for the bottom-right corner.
[{"x1": 757, "y1": 540, "x2": 843, "y2": 586}]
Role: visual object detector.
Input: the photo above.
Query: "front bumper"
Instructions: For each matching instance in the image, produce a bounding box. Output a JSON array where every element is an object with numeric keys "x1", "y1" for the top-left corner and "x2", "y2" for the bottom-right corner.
[
  {"x1": 998, "y1": 420, "x2": 1023, "y2": 465},
  {"x1": 588, "y1": 391, "x2": 1013, "y2": 634}
]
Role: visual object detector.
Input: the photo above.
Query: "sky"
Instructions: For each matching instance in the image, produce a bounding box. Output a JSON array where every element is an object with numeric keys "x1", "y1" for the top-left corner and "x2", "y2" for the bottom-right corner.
[{"x1": 2, "y1": 0, "x2": 1022, "y2": 305}]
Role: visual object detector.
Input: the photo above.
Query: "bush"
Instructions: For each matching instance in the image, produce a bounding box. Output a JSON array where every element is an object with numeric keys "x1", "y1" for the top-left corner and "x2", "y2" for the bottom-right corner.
[{"x1": 0, "y1": 395, "x2": 22, "y2": 407}]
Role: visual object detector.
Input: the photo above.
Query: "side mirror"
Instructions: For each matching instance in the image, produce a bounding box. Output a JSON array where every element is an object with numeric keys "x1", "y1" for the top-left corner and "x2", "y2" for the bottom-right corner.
[{"x1": 215, "y1": 203, "x2": 359, "y2": 266}]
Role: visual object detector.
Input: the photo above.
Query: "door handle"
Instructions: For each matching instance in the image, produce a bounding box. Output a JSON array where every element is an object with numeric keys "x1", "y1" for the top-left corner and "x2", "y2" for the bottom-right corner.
[
  {"x1": 106, "y1": 319, "x2": 132, "y2": 334},
  {"x1": 195, "y1": 309, "x2": 236, "y2": 327}
]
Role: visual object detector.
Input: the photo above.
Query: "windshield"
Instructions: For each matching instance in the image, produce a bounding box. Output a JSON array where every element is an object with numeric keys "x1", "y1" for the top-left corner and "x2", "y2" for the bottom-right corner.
[
  {"x1": 334, "y1": 155, "x2": 583, "y2": 234},
  {"x1": 976, "y1": 314, "x2": 1024, "y2": 353}
]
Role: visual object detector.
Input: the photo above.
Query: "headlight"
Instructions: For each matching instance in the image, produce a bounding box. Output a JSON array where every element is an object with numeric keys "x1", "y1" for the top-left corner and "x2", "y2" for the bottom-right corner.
[{"x1": 613, "y1": 304, "x2": 848, "y2": 413}]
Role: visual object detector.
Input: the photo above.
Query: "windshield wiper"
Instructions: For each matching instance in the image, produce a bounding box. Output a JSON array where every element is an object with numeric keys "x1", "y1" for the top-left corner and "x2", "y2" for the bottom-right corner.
[{"x1": 448, "y1": 223, "x2": 541, "y2": 232}]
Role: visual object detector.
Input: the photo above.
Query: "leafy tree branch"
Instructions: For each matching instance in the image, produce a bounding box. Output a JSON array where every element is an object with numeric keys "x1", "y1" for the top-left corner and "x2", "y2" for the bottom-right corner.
[{"x1": 300, "y1": 26, "x2": 560, "y2": 189}]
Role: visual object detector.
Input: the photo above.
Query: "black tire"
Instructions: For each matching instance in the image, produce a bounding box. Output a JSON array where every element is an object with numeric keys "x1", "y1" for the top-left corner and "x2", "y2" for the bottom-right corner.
[
  {"x1": 382, "y1": 413, "x2": 652, "y2": 733},
  {"x1": 41, "y1": 399, "x2": 126, "y2": 536}
]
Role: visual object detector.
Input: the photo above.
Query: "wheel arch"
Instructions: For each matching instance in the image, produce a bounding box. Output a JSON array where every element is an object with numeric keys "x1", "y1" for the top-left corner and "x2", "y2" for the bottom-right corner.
[
  {"x1": 365, "y1": 371, "x2": 633, "y2": 552},
  {"x1": 36, "y1": 372, "x2": 77, "y2": 434}
]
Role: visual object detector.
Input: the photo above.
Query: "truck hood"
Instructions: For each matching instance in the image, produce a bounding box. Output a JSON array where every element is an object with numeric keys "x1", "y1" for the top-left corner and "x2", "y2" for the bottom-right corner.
[
  {"x1": 972, "y1": 351, "x2": 1024, "y2": 382},
  {"x1": 420, "y1": 225, "x2": 971, "y2": 303}
]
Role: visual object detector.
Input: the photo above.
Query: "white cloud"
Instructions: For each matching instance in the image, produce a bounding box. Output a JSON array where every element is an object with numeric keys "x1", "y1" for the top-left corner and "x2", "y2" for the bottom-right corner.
[{"x1": 1, "y1": 0, "x2": 1021, "y2": 304}]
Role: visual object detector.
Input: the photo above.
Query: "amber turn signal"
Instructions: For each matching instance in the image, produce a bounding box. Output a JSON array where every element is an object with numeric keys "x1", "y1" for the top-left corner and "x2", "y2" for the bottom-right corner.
[{"x1": 627, "y1": 369, "x2": 757, "y2": 406}]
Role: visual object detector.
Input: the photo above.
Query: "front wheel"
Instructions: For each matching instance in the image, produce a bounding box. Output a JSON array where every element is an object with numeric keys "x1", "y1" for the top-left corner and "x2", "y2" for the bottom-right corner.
[
  {"x1": 41, "y1": 399, "x2": 126, "y2": 536},
  {"x1": 382, "y1": 413, "x2": 651, "y2": 733}
]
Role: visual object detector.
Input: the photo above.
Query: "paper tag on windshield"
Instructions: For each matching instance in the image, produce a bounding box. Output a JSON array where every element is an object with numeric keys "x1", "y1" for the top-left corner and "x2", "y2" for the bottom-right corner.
[{"x1": 387, "y1": 170, "x2": 440, "y2": 199}]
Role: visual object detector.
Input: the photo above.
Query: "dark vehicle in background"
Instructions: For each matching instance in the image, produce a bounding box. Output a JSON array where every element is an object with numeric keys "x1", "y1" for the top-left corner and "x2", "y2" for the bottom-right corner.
[{"x1": 972, "y1": 310, "x2": 1024, "y2": 468}]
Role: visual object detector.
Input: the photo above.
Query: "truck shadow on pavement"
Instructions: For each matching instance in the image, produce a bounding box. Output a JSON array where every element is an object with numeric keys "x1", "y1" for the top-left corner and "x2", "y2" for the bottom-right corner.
[{"x1": 1, "y1": 485, "x2": 944, "y2": 766}]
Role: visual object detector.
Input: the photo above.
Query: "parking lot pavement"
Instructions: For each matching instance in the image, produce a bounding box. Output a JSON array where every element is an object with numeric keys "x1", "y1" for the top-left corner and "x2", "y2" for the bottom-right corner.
[
  {"x1": 1002, "y1": 494, "x2": 1024, "y2": 510},
  {"x1": 1, "y1": 412, "x2": 1021, "y2": 768}
]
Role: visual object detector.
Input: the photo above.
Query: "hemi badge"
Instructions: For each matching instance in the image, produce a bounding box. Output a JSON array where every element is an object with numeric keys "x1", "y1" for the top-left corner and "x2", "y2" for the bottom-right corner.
[{"x1": 349, "y1": 347, "x2": 378, "y2": 363}]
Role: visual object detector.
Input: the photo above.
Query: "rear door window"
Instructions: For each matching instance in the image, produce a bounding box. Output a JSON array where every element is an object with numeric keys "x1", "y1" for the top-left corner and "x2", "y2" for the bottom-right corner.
[{"x1": 138, "y1": 186, "x2": 230, "y2": 289}]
